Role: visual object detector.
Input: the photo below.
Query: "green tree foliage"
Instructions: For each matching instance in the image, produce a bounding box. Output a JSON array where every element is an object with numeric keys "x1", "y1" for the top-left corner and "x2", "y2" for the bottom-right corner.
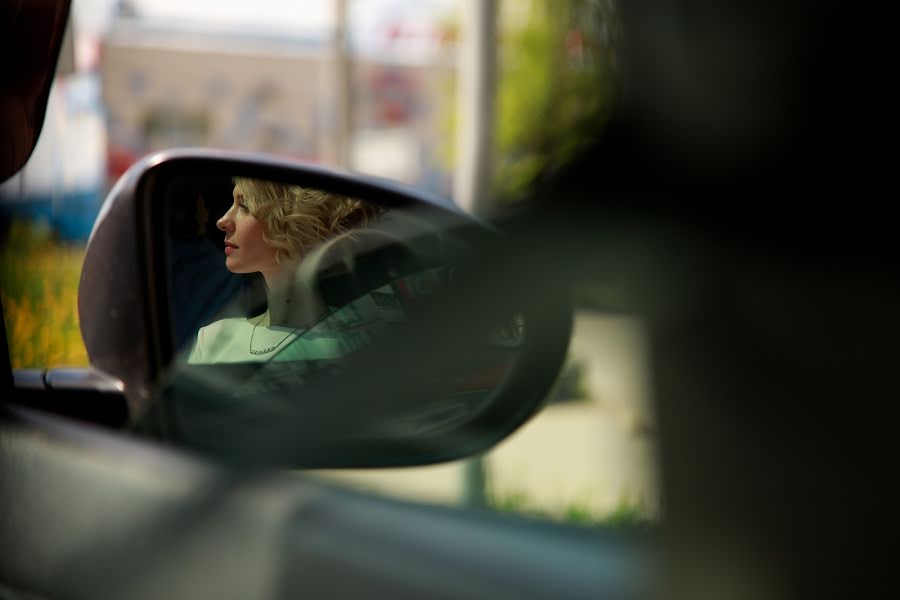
[{"x1": 494, "y1": 0, "x2": 621, "y2": 201}]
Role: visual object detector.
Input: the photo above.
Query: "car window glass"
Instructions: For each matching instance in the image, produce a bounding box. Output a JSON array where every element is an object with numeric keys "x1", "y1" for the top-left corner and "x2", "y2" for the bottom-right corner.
[{"x1": 1, "y1": 0, "x2": 646, "y2": 527}]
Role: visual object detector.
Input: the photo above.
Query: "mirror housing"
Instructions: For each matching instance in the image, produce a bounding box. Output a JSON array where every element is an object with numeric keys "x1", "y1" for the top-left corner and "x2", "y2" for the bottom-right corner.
[{"x1": 79, "y1": 149, "x2": 572, "y2": 467}]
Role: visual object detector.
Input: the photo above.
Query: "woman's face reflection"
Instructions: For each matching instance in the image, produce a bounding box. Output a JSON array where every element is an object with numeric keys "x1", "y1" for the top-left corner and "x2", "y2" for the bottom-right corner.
[{"x1": 216, "y1": 185, "x2": 279, "y2": 278}]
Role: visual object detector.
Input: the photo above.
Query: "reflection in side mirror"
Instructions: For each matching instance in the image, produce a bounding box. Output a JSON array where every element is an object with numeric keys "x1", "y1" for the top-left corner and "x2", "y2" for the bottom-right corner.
[
  {"x1": 82, "y1": 151, "x2": 570, "y2": 469},
  {"x1": 170, "y1": 175, "x2": 392, "y2": 364}
]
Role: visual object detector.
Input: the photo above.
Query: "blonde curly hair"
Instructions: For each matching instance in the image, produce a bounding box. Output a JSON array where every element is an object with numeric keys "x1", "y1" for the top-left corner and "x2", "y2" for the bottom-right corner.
[{"x1": 234, "y1": 177, "x2": 379, "y2": 264}]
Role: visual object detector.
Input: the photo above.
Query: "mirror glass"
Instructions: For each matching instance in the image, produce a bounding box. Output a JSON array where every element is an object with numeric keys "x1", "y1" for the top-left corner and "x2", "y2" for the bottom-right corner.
[{"x1": 141, "y1": 172, "x2": 532, "y2": 466}]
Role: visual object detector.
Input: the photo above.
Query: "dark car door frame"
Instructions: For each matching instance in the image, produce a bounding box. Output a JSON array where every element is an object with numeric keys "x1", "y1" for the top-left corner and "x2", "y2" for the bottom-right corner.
[{"x1": 1, "y1": 398, "x2": 653, "y2": 599}]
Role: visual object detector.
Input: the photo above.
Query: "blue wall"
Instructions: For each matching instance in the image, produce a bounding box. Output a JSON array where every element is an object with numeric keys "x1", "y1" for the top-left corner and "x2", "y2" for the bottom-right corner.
[{"x1": 0, "y1": 188, "x2": 102, "y2": 243}]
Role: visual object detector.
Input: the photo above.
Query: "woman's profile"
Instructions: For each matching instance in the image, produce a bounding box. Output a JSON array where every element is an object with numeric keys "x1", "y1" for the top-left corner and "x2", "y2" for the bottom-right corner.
[{"x1": 187, "y1": 177, "x2": 377, "y2": 364}]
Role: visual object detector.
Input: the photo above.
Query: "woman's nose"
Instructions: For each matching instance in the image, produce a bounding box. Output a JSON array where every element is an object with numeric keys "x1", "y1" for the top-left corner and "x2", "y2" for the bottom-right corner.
[{"x1": 216, "y1": 211, "x2": 232, "y2": 232}]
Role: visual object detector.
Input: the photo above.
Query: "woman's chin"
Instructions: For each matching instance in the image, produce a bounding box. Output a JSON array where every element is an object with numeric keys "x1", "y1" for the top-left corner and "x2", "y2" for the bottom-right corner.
[{"x1": 225, "y1": 261, "x2": 257, "y2": 276}]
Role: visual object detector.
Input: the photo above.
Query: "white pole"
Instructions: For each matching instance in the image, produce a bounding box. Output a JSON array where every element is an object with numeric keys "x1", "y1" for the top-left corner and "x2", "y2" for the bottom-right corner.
[
  {"x1": 333, "y1": 0, "x2": 352, "y2": 169},
  {"x1": 453, "y1": 0, "x2": 497, "y2": 215},
  {"x1": 455, "y1": 0, "x2": 498, "y2": 508}
]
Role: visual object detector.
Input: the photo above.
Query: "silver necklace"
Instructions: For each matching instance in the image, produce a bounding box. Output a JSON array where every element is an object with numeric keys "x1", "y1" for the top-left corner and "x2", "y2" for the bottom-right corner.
[{"x1": 248, "y1": 315, "x2": 294, "y2": 356}]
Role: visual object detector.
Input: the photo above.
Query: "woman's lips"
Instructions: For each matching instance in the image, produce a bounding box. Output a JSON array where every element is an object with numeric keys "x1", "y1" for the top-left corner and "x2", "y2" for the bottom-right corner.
[{"x1": 224, "y1": 242, "x2": 238, "y2": 255}]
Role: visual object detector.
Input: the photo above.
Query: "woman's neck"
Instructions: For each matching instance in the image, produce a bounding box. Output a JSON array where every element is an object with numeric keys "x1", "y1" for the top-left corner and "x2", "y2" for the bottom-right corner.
[{"x1": 262, "y1": 266, "x2": 296, "y2": 326}]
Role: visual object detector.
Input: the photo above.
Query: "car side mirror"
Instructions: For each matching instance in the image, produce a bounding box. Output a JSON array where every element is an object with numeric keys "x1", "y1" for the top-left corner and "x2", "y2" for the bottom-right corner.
[{"x1": 79, "y1": 150, "x2": 572, "y2": 468}]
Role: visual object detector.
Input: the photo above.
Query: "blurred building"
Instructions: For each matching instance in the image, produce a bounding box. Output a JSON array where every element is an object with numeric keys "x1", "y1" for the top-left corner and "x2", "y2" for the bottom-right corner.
[
  {"x1": 0, "y1": 72, "x2": 107, "y2": 243},
  {"x1": 102, "y1": 12, "x2": 457, "y2": 197}
]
